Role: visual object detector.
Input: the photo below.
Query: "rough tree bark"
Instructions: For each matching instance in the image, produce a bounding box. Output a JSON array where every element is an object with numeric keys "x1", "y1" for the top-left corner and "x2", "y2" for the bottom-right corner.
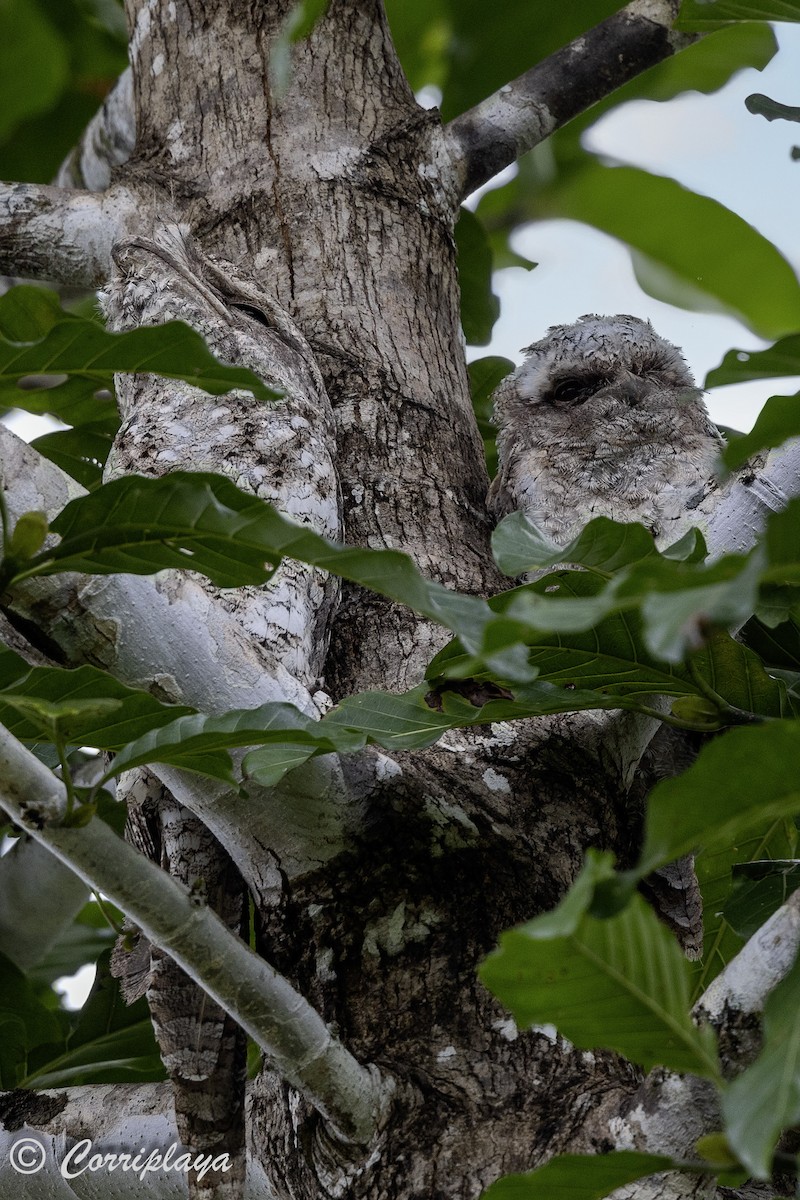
[{"x1": 1, "y1": 2, "x2": 798, "y2": 1199}]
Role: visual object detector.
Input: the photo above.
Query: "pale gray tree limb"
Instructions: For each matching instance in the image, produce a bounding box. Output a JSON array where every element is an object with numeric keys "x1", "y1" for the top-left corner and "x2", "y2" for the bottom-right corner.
[
  {"x1": 0, "y1": 725, "x2": 394, "y2": 1146},
  {"x1": 441, "y1": 0, "x2": 697, "y2": 200},
  {"x1": 56, "y1": 69, "x2": 136, "y2": 192},
  {"x1": 0, "y1": 181, "x2": 140, "y2": 286}
]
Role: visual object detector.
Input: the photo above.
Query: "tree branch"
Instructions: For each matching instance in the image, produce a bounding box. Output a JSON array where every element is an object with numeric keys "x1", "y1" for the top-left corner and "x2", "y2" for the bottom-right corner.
[
  {"x1": 441, "y1": 0, "x2": 696, "y2": 200},
  {"x1": 0, "y1": 182, "x2": 139, "y2": 286},
  {"x1": 0, "y1": 725, "x2": 393, "y2": 1145},
  {"x1": 56, "y1": 69, "x2": 136, "y2": 192}
]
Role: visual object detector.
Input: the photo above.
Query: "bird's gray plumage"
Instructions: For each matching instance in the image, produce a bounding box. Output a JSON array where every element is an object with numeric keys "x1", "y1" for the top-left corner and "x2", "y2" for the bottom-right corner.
[
  {"x1": 488, "y1": 313, "x2": 723, "y2": 548},
  {"x1": 488, "y1": 314, "x2": 718, "y2": 959}
]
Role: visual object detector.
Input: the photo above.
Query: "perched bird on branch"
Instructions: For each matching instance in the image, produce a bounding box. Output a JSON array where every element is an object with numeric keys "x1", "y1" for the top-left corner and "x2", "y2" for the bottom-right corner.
[{"x1": 488, "y1": 314, "x2": 724, "y2": 959}]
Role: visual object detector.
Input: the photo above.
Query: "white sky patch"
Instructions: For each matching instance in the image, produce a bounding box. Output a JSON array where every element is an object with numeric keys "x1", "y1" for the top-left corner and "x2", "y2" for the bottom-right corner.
[{"x1": 55, "y1": 962, "x2": 96, "y2": 1010}]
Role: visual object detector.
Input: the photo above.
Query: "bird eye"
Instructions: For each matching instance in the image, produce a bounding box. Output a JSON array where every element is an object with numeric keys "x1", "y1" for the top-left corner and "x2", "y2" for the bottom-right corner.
[
  {"x1": 552, "y1": 378, "x2": 586, "y2": 401},
  {"x1": 551, "y1": 375, "x2": 603, "y2": 403}
]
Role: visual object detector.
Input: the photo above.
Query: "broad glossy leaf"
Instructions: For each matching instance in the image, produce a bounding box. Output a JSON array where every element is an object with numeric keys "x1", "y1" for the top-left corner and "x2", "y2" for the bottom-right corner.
[
  {"x1": 725, "y1": 859, "x2": 800, "y2": 939},
  {"x1": 693, "y1": 818, "x2": 798, "y2": 998},
  {"x1": 742, "y1": 613, "x2": 800, "y2": 669},
  {"x1": 105, "y1": 702, "x2": 359, "y2": 783},
  {"x1": 455, "y1": 209, "x2": 500, "y2": 346},
  {"x1": 4, "y1": 471, "x2": 528, "y2": 674},
  {"x1": 0, "y1": 663, "x2": 195, "y2": 748},
  {"x1": 435, "y1": 0, "x2": 624, "y2": 122},
  {"x1": 0, "y1": 0, "x2": 68, "y2": 143},
  {"x1": 707, "y1": 335, "x2": 800, "y2": 388},
  {"x1": 638, "y1": 722, "x2": 800, "y2": 876},
  {"x1": 31, "y1": 422, "x2": 115, "y2": 489},
  {"x1": 722, "y1": 954, "x2": 800, "y2": 1179},
  {"x1": 482, "y1": 1152, "x2": 681, "y2": 1200},
  {"x1": 0, "y1": 286, "x2": 279, "y2": 418},
  {"x1": 28, "y1": 900, "x2": 117, "y2": 988},
  {"x1": 468, "y1": 356, "x2": 513, "y2": 478},
  {"x1": 0, "y1": 951, "x2": 64, "y2": 1087},
  {"x1": 536, "y1": 164, "x2": 800, "y2": 339},
  {"x1": 720, "y1": 395, "x2": 800, "y2": 471},
  {"x1": 26, "y1": 951, "x2": 164, "y2": 1088},
  {"x1": 480, "y1": 854, "x2": 720, "y2": 1078},
  {"x1": 492, "y1": 512, "x2": 664, "y2": 578},
  {"x1": 677, "y1": 0, "x2": 800, "y2": 29}
]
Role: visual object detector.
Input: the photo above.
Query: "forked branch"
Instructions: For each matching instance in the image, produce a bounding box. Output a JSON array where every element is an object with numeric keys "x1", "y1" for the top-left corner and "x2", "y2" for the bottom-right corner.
[{"x1": 441, "y1": 0, "x2": 696, "y2": 199}]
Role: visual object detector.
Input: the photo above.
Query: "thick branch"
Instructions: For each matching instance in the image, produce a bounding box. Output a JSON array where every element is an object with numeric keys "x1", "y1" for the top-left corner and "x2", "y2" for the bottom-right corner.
[
  {"x1": 0, "y1": 181, "x2": 139, "y2": 286},
  {"x1": 0, "y1": 726, "x2": 393, "y2": 1145},
  {"x1": 56, "y1": 69, "x2": 136, "y2": 192},
  {"x1": 442, "y1": 0, "x2": 696, "y2": 199}
]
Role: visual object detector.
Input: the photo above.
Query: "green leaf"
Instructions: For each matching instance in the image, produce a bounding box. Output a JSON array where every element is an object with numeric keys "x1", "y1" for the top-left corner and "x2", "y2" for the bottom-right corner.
[
  {"x1": 677, "y1": 0, "x2": 800, "y2": 30},
  {"x1": 28, "y1": 900, "x2": 117, "y2": 989},
  {"x1": 0, "y1": 951, "x2": 64, "y2": 1087},
  {"x1": 492, "y1": 513, "x2": 665, "y2": 579},
  {"x1": 4, "y1": 471, "x2": 531, "y2": 676},
  {"x1": 25, "y1": 951, "x2": 164, "y2": 1087},
  {"x1": 455, "y1": 209, "x2": 500, "y2": 346},
  {"x1": 0, "y1": 0, "x2": 68, "y2": 143},
  {"x1": 6, "y1": 511, "x2": 48, "y2": 560},
  {"x1": 468, "y1": 356, "x2": 514, "y2": 478},
  {"x1": 31, "y1": 422, "x2": 115, "y2": 489},
  {"x1": 480, "y1": 853, "x2": 721, "y2": 1079},
  {"x1": 0, "y1": 285, "x2": 280, "y2": 417},
  {"x1": 746, "y1": 92, "x2": 800, "y2": 123},
  {"x1": 0, "y1": 662, "x2": 195, "y2": 748},
  {"x1": 638, "y1": 723, "x2": 800, "y2": 877},
  {"x1": 536, "y1": 164, "x2": 800, "y2": 339},
  {"x1": 721, "y1": 394, "x2": 800, "y2": 471},
  {"x1": 722, "y1": 954, "x2": 800, "y2": 1179},
  {"x1": 693, "y1": 817, "x2": 798, "y2": 997},
  {"x1": 724, "y1": 859, "x2": 800, "y2": 939},
  {"x1": 707, "y1": 335, "x2": 800, "y2": 388},
  {"x1": 481, "y1": 1152, "x2": 680, "y2": 1200},
  {"x1": 105, "y1": 703, "x2": 338, "y2": 784}
]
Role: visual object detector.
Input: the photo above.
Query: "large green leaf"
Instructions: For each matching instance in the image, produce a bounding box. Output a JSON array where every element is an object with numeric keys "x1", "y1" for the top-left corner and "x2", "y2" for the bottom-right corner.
[
  {"x1": 480, "y1": 853, "x2": 721, "y2": 1079},
  {"x1": 491, "y1": 511, "x2": 685, "y2": 579},
  {"x1": 638, "y1": 722, "x2": 800, "y2": 877},
  {"x1": 719, "y1": 395, "x2": 800, "y2": 472},
  {"x1": 434, "y1": 1, "x2": 627, "y2": 122},
  {"x1": 482, "y1": 1152, "x2": 683, "y2": 1200},
  {"x1": 724, "y1": 858, "x2": 800, "y2": 940},
  {"x1": 1, "y1": 471, "x2": 531, "y2": 674},
  {"x1": 455, "y1": 209, "x2": 500, "y2": 346},
  {"x1": 0, "y1": 0, "x2": 68, "y2": 143},
  {"x1": 0, "y1": 0, "x2": 127, "y2": 185},
  {"x1": 30, "y1": 422, "x2": 117, "y2": 490},
  {"x1": 535, "y1": 164, "x2": 800, "y2": 339},
  {"x1": 677, "y1": 0, "x2": 800, "y2": 30},
  {"x1": 722, "y1": 954, "x2": 800, "y2": 1179},
  {"x1": 0, "y1": 286, "x2": 280, "y2": 416},
  {"x1": 693, "y1": 817, "x2": 798, "y2": 997},
  {"x1": 468, "y1": 356, "x2": 514, "y2": 477},
  {"x1": 0, "y1": 951, "x2": 64, "y2": 1088},
  {"x1": 0, "y1": 662, "x2": 195, "y2": 748},
  {"x1": 25, "y1": 951, "x2": 164, "y2": 1088}
]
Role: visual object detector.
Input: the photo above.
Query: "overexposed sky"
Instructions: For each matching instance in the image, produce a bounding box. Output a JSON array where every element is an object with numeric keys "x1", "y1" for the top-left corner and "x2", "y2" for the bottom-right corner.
[{"x1": 478, "y1": 23, "x2": 800, "y2": 432}]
